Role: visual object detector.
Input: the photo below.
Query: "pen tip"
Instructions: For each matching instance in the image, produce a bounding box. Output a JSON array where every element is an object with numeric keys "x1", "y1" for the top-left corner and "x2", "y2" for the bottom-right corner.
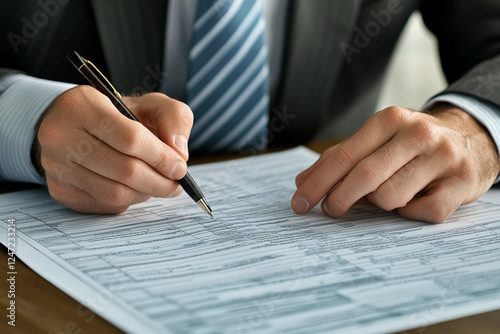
[{"x1": 196, "y1": 198, "x2": 213, "y2": 217}]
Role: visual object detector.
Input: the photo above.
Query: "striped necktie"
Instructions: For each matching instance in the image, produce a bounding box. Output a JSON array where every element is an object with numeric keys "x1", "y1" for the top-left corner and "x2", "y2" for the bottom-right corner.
[{"x1": 186, "y1": 0, "x2": 270, "y2": 153}]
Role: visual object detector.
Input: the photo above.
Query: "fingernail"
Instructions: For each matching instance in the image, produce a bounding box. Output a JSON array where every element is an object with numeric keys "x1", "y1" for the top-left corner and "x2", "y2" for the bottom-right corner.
[
  {"x1": 170, "y1": 161, "x2": 186, "y2": 180},
  {"x1": 174, "y1": 135, "x2": 189, "y2": 158},
  {"x1": 292, "y1": 198, "x2": 309, "y2": 214}
]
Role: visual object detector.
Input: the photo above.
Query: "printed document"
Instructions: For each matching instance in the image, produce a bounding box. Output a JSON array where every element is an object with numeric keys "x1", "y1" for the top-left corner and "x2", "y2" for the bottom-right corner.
[{"x1": 1, "y1": 147, "x2": 500, "y2": 333}]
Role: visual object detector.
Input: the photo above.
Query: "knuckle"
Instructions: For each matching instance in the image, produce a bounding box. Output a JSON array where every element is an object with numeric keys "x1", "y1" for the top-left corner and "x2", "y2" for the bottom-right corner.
[
  {"x1": 119, "y1": 160, "x2": 143, "y2": 181},
  {"x1": 150, "y1": 179, "x2": 175, "y2": 198},
  {"x1": 46, "y1": 180, "x2": 64, "y2": 202},
  {"x1": 370, "y1": 184, "x2": 406, "y2": 212},
  {"x1": 411, "y1": 120, "x2": 437, "y2": 144},
  {"x1": 437, "y1": 138, "x2": 460, "y2": 162},
  {"x1": 335, "y1": 146, "x2": 355, "y2": 170},
  {"x1": 356, "y1": 162, "x2": 381, "y2": 186},
  {"x1": 176, "y1": 101, "x2": 194, "y2": 119},
  {"x1": 380, "y1": 106, "x2": 409, "y2": 127},
  {"x1": 122, "y1": 126, "x2": 147, "y2": 154},
  {"x1": 147, "y1": 180, "x2": 162, "y2": 198},
  {"x1": 163, "y1": 183, "x2": 182, "y2": 198},
  {"x1": 104, "y1": 185, "x2": 131, "y2": 208},
  {"x1": 41, "y1": 158, "x2": 64, "y2": 181},
  {"x1": 152, "y1": 151, "x2": 170, "y2": 171},
  {"x1": 153, "y1": 93, "x2": 194, "y2": 121},
  {"x1": 325, "y1": 194, "x2": 349, "y2": 217},
  {"x1": 170, "y1": 101, "x2": 195, "y2": 128},
  {"x1": 427, "y1": 202, "x2": 453, "y2": 223}
]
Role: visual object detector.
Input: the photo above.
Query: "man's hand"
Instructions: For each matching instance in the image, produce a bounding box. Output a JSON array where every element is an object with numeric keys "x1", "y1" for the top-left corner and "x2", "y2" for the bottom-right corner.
[
  {"x1": 36, "y1": 85, "x2": 194, "y2": 214},
  {"x1": 292, "y1": 104, "x2": 500, "y2": 223}
]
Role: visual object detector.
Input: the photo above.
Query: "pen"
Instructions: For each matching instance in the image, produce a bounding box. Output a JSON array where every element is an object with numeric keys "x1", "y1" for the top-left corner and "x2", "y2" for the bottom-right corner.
[{"x1": 67, "y1": 51, "x2": 213, "y2": 217}]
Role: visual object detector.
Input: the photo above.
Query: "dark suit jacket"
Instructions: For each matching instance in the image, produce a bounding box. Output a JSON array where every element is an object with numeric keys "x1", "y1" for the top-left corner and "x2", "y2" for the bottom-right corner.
[{"x1": 2, "y1": 0, "x2": 500, "y2": 147}]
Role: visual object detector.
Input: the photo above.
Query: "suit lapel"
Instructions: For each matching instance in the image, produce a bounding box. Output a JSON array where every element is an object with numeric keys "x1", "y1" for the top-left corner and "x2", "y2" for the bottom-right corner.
[
  {"x1": 275, "y1": 0, "x2": 361, "y2": 145},
  {"x1": 90, "y1": 0, "x2": 168, "y2": 93}
]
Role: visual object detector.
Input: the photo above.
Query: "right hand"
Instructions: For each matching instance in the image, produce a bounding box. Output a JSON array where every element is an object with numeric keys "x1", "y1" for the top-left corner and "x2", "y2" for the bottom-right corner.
[{"x1": 36, "y1": 85, "x2": 194, "y2": 214}]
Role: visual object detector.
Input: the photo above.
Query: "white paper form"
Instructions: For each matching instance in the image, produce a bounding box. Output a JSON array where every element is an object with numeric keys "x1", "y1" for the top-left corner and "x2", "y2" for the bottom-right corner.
[{"x1": 1, "y1": 147, "x2": 500, "y2": 334}]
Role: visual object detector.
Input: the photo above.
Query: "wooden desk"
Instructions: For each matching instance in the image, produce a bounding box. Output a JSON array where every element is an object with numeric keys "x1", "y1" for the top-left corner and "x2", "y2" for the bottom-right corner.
[{"x1": 1, "y1": 140, "x2": 499, "y2": 334}]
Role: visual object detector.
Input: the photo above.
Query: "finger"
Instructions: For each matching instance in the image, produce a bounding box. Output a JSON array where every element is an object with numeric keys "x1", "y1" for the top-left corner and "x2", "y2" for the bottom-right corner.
[
  {"x1": 303, "y1": 127, "x2": 416, "y2": 216},
  {"x1": 47, "y1": 180, "x2": 128, "y2": 214},
  {"x1": 397, "y1": 177, "x2": 465, "y2": 223},
  {"x1": 81, "y1": 100, "x2": 188, "y2": 181},
  {"x1": 48, "y1": 87, "x2": 188, "y2": 180},
  {"x1": 67, "y1": 133, "x2": 182, "y2": 198},
  {"x1": 295, "y1": 144, "x2": 340, "y2": 188},
  {"x1": 366, "y1": 154, "x2": 444, "y2": 212},
  {"x1": 46, "y1": 179, "x2": 130, "y2": 214},
  {"x1": 323, "y1": 118, "x2": 440, "y2": 217},
  {"x1": 45, "y1": 174, "x2": 139, "y2": 215},
  {"x1": 320, "y1": 141, "x2": 415, "y2": 217},
  {"x1": 123, "y1": 93, "x2": 194, "y2": 161},
  {"x1": 292, "y1": 107, "x2": 410, "y2": 214},
  {"x1": 48, "y1": 164, "x2": 151, "y2": 211},
  {"x1": 292, "y1": 142, "x2": 372, "y2": 214}
]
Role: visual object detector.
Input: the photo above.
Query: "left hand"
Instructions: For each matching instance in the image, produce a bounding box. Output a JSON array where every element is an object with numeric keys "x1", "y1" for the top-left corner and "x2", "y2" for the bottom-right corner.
[{"x1": 292, "y1": 104, "x2": 500, "y2": 223}]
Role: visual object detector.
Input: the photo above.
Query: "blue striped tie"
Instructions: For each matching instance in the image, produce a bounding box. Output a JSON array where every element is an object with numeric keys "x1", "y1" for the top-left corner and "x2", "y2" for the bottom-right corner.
[{"x1": 186, "y1": 0, "x2": 270, "y2": 153}]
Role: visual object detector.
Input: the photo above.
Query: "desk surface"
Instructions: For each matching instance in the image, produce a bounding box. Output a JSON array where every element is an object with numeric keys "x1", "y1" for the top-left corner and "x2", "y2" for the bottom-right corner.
[{"x1": 1, "y1": 139, "x2": 499, "y2": 334}]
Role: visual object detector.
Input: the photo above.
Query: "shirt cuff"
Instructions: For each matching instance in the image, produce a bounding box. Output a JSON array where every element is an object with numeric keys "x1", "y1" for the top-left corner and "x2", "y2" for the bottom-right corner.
[
  {"x1": 0, "y1": 74, "x2": 75, "y2": 184},
  {"x1": 423, "y1": 93, "x2": 500, "y2": 184}
]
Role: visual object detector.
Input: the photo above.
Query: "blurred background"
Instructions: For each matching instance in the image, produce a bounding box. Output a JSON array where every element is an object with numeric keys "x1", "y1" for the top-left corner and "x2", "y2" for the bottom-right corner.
[{"x1": 376, "y1": 12, "x2": 446, "y2": 112}]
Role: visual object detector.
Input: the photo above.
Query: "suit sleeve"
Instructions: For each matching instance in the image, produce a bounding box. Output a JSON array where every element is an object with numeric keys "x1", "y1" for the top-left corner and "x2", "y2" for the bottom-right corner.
[
  {"x1": 0, "y1": 72, "x2": 74, "y2": 184},
  {"x1": 420, "y1": 0, "x2": 500, "y2": 105},
  {"x1": 420, "y1": 0, "x2": 500, "y2": 182}
]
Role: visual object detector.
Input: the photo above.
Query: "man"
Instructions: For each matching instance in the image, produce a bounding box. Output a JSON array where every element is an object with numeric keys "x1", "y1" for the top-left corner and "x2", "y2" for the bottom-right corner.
[{"x1": 1, "y1": 0, "x2": 499, "y2": 222}]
